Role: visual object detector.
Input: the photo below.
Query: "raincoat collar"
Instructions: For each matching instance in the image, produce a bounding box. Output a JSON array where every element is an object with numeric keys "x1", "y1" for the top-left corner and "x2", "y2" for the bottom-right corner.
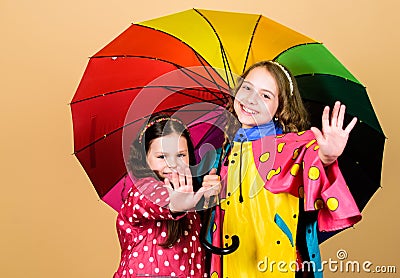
[{"x1": 233, "y1": 121, "x2": 283, "y2": 142}]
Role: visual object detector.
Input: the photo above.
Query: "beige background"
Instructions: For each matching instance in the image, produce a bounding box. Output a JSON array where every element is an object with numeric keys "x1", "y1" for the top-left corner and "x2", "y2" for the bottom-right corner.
[{"x1": 1, "y1": 0, "x2": 398, "y2": 277}]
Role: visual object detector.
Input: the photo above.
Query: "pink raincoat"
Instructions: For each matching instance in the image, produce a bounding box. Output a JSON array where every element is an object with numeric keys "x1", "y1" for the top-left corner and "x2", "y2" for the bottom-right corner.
[{"x1": 114, "y1": 177, "x2": 207, "y2": 277}]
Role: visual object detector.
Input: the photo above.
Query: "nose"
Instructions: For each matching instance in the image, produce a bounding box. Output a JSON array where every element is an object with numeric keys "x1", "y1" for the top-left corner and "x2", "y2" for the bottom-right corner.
[
  {"x1": 166, "y1": 157, "x2": 178, "y2": 169},
  {"x1": 245, "y1": 90, "x2": 258, "y2": 104}
]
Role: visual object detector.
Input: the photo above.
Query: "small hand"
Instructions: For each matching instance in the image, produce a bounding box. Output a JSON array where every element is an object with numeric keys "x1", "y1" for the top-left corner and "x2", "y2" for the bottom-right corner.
[
  {"x1": 164, "y1": 167, "x2": 204, "y2": 212},
  {"x1": 311, "y1": 101, "x2": 357, "y2": 166},
  {"x1": 201, "y1": 168, "x2": 221, "y2": 209}
]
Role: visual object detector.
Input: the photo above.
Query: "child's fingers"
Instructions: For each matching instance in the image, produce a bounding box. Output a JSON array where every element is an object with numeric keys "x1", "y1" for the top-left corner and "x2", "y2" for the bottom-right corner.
[
  {"x1": 206, "y1": 182, "x2": 221, "y2": 197},
  {"x1": 202, "y1": 179, "x2": 220, "y2": 189},
  {"x1": 211, "y1": 182, "x2": 221, "y2": 193},
  {"x1": 171, "y1": 171, "x2": 179, "y2": 189},
  {"x1": 164, "y1": 177, "x2": 171, "y2": 187},
  {"x1": 209, "y1": 168, "x2": 217, "y2": 175},
  {"x1": 192, "y1": 190, "x2": 205, "y2": 205},
  {"x1": 163, "y1": 178, "x2": 174, "y2": 194},
  {"x1": 203, "y1": 197, "x2": 210, "y2": 209},
  {"x1": 321, "y1": 106, "x2": 330, "y2": 130},
  {"x1": 203, "y1": 173, "x2": 220, "y2": 182},
  {"x1": 178, "y1": 167, "x2": 186, "y2": 187},
  {"x1": 201, "y1": 180, "x2": 221, "y2": 195},
  {"x1": 204, "y1": 175, "x2": 220, "y2": 182},
  {"x1": 185, "y1": 167, "x2": 192, "y2": 187},
  {"x1": 337, "y1": 104, "x2": 346, "y2": 129},
  {"x1": 330, "y1": 101, "x2": 341, "y2": 127},
  {"x1": 344, "y1": 117, "x2": 358, "y2": 134},
  {"x1": 311, "y1": 127, "x2": 324, "y2": 144}
]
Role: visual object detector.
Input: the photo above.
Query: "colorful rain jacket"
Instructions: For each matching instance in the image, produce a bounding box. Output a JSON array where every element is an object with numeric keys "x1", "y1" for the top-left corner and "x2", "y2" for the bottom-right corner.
[{"x1": 209, "y1": 130, "x2": 361, "y2": 278}]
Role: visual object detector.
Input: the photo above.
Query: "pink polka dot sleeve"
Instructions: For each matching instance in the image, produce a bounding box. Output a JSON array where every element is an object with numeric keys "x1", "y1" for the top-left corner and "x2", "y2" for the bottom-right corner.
[
  {"x1": 120, "y1": 177, "x2": 186, "y2": 223},
  {"x1": 261, "y1": 131, "x2": 361, "y2": 232}
]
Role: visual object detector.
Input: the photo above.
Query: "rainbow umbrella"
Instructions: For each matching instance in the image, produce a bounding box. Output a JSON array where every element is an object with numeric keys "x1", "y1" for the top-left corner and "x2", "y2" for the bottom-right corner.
[{"x1": 71, "y1": 9, "x2": 384, "y2": 243}]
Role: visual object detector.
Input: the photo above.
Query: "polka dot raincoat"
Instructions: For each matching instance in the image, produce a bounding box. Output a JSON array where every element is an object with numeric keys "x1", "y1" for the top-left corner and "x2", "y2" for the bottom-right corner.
[{"x1": 113, "y1": 177, "x2": 207, "y2": 278}]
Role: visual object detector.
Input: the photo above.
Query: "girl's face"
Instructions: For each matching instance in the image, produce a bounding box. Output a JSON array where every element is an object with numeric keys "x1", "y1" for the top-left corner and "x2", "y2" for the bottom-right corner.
[
  {"x1": 146, "y1": 133, "x2": 189, "y2": 180},
  {"x1": 234, "y1": 67, "x2": 279, "y2": 128}
]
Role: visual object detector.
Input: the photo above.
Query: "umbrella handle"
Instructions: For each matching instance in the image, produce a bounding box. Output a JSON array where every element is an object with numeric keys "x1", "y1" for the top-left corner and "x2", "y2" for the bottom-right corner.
[{"x1": 200, "y1": 208, "x2": 239, "y2": 255}]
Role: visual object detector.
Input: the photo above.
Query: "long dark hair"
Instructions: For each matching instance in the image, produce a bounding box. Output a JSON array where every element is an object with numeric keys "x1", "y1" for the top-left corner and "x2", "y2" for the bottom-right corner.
[{"x1": 128, "y1": 113, "x2": 198, "y2": 247}]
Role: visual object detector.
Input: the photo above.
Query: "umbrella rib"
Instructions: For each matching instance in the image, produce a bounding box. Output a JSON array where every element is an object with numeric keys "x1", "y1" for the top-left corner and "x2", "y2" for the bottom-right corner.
[
  {"x1": 90, "y1": 54, "x2": 222, "y2": 89},
  {"x1": 101, "y1": 172, "x2": 129, "y2": 199},
  {"x1": 73, "y1": 105, "x2": 227, "y2": 155},
  {"x1": 193, "y1": 8, "x2": 236, "y2": 88},
  {"x1": 73, "y1": 115, "x2": 152, "y2": 155},
  {"x1": 171, "y1": 105, "x2": 225, "y2": 133},
  {"x1": 170, "y1": 62, "x2": 230, "y2": 93},
  {"x1": 192, "y1": 51, "x2": 230, "y2": 93},
  {"x1": 71, "y1": 85, "x2": 228, "y2": 107},
  {"x1": 174, "y1": 65, "x2": 231, "y2": 100},
  {"x1": 294, "y1": 73, "x2": 366, "y2": 91},
  {"x1": 126, "y1": 23, "x2": 230, "y2": 86},
  {"x1": 71, "y1": 55, "x2": 231, "y2": 105},
  {"x1": 91, "y1": 53, "x2": 224, "y2": 90},
  {"x1": 190, "y1": 113, "x2": 227, "y2": 147},
  {"x1": 71, "y1": 83, "x2": 230, "y2": 106},
  {"x1": 71, "y1": 85, "x2": 204, "y2": 104},
  {"x1": 295, "y1": 73, "x2": 383, "y2": 135},
  {"x1": 165, "y1": 86, "x2": 231, "y2": 104},
  {"x1": 74, "y1": 84, "x2": 228, "y2": 104},
  {"x1": 272, "y1": 42, "x2": 321, "y2": 61},
  {"x1": 242, "y1": 15, "x2": 262, "y2": 74}
]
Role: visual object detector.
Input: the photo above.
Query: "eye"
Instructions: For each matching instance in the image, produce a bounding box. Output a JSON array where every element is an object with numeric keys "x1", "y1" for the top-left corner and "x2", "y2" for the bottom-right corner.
[
  {"x1": 157, "y1": 155, "x2": 165, "y2": 159},
  {"x1": 241, "y1": 84, "x2": 251, "y2": 91},
  {"x1": 262, "y1": 93, "x2": 271, "y2": 99},
  {"x1": 177, "y1": 153, "x2": 187, "y2": 158}
]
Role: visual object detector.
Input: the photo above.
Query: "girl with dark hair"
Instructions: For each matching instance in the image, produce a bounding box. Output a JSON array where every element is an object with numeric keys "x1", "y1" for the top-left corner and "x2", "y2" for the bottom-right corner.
[{"x1": 113, "y1": 114, "x2": 218, "y2": 278}]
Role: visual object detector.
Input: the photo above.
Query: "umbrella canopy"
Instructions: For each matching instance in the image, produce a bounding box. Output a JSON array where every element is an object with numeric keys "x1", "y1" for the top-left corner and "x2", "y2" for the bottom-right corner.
[{"x1": 71, "y1": 9, "x2": 384, "y2": 228}]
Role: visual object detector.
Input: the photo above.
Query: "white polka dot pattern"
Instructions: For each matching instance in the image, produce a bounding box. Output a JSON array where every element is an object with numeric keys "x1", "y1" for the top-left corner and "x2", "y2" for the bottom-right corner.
[{"x1": 113, "y1": 177, "x2": 206, "y2": 277}]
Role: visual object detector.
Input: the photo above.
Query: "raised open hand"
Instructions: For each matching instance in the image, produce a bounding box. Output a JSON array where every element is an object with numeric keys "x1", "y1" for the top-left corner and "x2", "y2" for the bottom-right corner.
[
  {"x1": 311, "y1": 101, "x2": 357, "y2": 166},
  {"x1": 164, "y1": 167, "x2": 205, "y2": 212}
]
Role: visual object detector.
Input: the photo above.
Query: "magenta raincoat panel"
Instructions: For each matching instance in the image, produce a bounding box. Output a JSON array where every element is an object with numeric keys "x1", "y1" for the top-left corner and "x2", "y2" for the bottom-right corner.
[{"x1": 259, "y1": 131, "x2": 362, "y2": 232}]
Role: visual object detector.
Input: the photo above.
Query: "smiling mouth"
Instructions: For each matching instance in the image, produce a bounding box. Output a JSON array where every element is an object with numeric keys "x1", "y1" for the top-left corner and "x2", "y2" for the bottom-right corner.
[{"x1": 241, "y1": 104, "x2": 257, "y2": 115}]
